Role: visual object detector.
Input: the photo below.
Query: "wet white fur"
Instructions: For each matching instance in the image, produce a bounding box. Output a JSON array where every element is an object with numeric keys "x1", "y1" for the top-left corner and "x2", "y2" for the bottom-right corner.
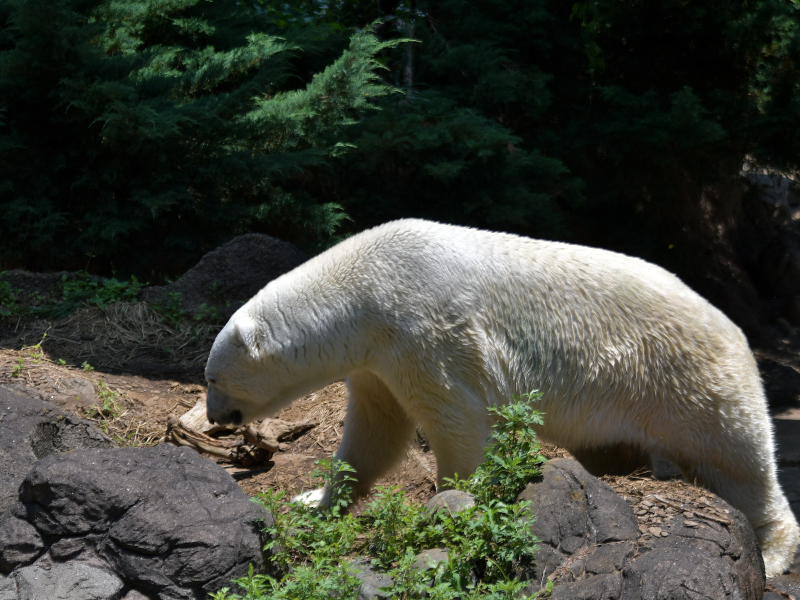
[{"x1": 205, "y1": 218, "x2": 799, "y2": 576}]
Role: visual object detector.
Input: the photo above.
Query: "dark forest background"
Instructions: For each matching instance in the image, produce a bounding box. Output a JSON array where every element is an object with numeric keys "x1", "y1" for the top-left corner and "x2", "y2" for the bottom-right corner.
[{"x1": 1, "y1": 0, "x2": 799, "y2": 295}]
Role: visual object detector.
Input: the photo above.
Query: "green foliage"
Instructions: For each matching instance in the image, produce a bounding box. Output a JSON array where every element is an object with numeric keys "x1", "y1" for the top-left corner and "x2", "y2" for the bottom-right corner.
[
  {"x1": 0, "y1": 0, "x2": 401, "y2": 277},
  {"x1": 0, "y1": 271, "x2": 144, "y2": 319},
  {"x1": 87, "y1": 379, "x2": 123, "y2": 418},
  {"x1": 463, "y1": 391, "x2": 546, "y2": 505},
  {"x1": 154, "y1": 291, "x2": 186, "y2": 325},
  {"x1": 4, "y1": 0, "x2": 800, "y2": 283},
  {"x1": 0, "y1": 277, "x2": 19, "y2": 316},
  {"x1": 216, "y1": 393, "x2": 546, "y2": 600}
]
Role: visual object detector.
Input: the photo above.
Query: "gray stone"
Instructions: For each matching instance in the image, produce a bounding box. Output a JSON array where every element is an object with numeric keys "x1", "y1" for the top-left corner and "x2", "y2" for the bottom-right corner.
[
  {"x1": 425, "y1": 490, "x2": 476, "y2": 516},
  {"x1": 649, "y1": 511, "x2": 764, "y2": 599},
  {"x1": 518, "y1": 460, "x2": 763, "y2": 600},
  {"x1": 584, "y1": 542, "x2": 635, "y2": 575},
  {"x1": 0, "y1": 387, "x2": 112, "y2": 519},
  {"x1": 0, "y1": 516, "x2": 45, "y2": 574},
  {"x1": 8, "y1": 445, "x2": 271, "y2": 600},
  {"x1": 621, "y1": 547, "x2": 743, "y2": 600},
  {"x1": 13, "y1": 563, "x2": 124, "y2": 600},
  {"x1": 550, "y1": 572, "x2": 622, "y2": 600},
  {"x1": 7, "y1": 378, "x2": 99, "y2": 412},
  {"x1": 0, "y1": 576, "x2": 16, "y2": 600},
  {"x1": 350, "y1": 560, "x2": 393, "y2": 600},
  {"x1": 120, "y1": 591, "x2": 151, "y2": 600},
  {"x1": 412, "y1": 548, "x2": 448, "y2": 572},
  {"x1": 518, "y1": 459, "x2": 639, "y2": 582}
]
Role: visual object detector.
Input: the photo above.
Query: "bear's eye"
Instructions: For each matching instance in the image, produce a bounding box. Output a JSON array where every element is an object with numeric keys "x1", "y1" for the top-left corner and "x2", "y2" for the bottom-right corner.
[{"x1": 206, "y1": 377, "x2": 217, "y2": 385}]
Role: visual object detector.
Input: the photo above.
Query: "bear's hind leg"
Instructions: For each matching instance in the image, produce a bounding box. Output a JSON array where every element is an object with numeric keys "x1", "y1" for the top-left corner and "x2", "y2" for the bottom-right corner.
[{"x1": 667, "y1": 432, "x2": 800, "y2": 577}]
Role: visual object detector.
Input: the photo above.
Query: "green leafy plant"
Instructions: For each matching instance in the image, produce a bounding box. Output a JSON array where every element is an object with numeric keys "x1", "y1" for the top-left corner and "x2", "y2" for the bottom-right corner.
[
  {"x1": 82, "y1": 361, "x2": 95, "y2": 372},
  {"x1": 216, "y1": 392, "x2": 547, "y2": 599},
  {"x1": 0, "y1": 278, "x2": 20, "y2": 317},
  {"x1": 91, "y1": 379, "x2": 123, "y2": 418},
  {"x1": 154, "y1": 291, "x2": 186, "y2": 325},
  {"x1": 194, "y1": 303, "x2": 220, "y2": 322},
  {"x1": 11, "y1": 358, "x2": 24, "y2": 377}
]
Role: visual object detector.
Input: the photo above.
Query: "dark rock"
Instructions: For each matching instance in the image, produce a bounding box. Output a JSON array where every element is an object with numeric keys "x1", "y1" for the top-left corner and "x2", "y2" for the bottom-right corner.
[
  {"x1": 767, "y1": 573, "x2": 800, "y2": 599},
  {"x1": 425, "y1": 490, "x2": 476, "y2": 516},
  {"x1": 550, "y1": 572, "x2": 622, "y2": 600},
  {"x1": 584, "y1": 542, "x2": 635, "y2": 575},
  {"x1": 774, "y1": 420, "x2": 800, "y2": 465},
  {"x1": 12, "y1": 563, "x2": 124, "y2": 600},
  {"x1": 518, "y1": 459, "x2": 639, "y2": 582},
  {"x1": 49, "y1": 538, "x2": 88, "y2": 562},
  {"x1": 7, "y1": 445, "x2": 271, "y2": 600},
  {"x1": 143, "y1": 234, "x2": 306, "y2": 321},
  {"x1": 0, "y1": 516, "x2": 45, "y2": 573},
  {"x1": 755, "y1": 353, "x2": 800, "y2": 410},
  {"x1": 649, "y1": 509, "x2": 764, "y2": 599},
  {"x1": 518, "y1": 460, "x2": 763, "y2": 600},
  {"x1": 622, "y1": 547, "x2": 741, "y2": 600},
  {"x1": 0, "y1": 386, "x2": 112, "y2": 518},
  {"x1": 350, "y1": 560, "x2": 393, "y2": 600}
]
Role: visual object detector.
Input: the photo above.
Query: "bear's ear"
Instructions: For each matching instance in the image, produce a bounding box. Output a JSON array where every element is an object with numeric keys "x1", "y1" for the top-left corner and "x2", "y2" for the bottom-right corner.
[{"x1": 233, "y1": 316, "x2": 257, "y2": 351}]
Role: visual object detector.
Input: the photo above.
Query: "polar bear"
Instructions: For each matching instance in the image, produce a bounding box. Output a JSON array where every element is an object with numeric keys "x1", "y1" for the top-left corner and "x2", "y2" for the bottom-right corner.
[{"x1": 205, "y1": 218, "x2": 799, "y2": 576}]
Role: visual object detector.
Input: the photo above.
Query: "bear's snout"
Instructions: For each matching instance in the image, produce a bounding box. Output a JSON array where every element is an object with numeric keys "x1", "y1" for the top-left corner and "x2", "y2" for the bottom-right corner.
[{"x1": 206, "y1": 385, "x2": 243, "y2": 425}]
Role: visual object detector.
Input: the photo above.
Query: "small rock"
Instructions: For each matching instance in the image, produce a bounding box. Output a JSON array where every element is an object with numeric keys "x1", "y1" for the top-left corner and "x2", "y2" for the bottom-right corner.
[
  {"x1": 350, "y1": 560, "x2": 393, "y2": 600},
  {"x1": 413, "y1": 548, "x2": 448, "y2": 572},
  {"x1": 425, "y1": 490, "x2": 476, "y2": 516}
]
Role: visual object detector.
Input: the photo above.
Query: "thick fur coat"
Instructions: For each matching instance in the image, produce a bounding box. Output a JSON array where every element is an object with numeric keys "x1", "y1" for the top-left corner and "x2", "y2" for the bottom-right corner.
[{"x1": 205, "y1": 219, "x2": 800, "y2": 576}]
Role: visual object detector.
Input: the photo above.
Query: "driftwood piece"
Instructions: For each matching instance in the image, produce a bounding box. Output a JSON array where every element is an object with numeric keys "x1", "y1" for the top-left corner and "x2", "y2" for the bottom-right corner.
[
  {"x1": 166, "y1": 415, "x2": 272, "y2": 467},
  {"x1": 252, "y1": 417, "x2": 319, "y2": 451},
  {"x1": 167, "y1": 408, "x2": 318, "y2": 466},
  {"x1": 178, "y1": 398, "x2": 233, "y2": 435}
]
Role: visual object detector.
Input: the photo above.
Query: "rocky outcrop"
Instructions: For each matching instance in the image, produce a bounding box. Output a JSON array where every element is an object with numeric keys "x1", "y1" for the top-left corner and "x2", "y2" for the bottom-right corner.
[
  {"x1": 0, "y1": 386, "x2": 112, "y2": 519},
  {"x1": 519, "y1": 459, "x2": 765, "y2": 600},
  {"x1": 0, "y1": 445, "x2": 271, "y2": 600}
]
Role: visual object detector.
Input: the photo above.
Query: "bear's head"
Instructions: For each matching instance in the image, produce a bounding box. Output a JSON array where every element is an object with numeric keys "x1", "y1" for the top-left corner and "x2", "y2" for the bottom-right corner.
[{"x1": 204, "y1": 306, "x2": 303, "y2": 425}]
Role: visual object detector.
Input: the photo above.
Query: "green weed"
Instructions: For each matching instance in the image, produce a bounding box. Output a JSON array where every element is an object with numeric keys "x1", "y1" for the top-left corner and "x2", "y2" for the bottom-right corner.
[
  {"x1": 154, "y1": 291, "x2": 186, "y2": 324},
  {"x1": 86, "y1": 379, "x2": 123, "y2": 419},
  {"x1": 216, "y1": 393, "x2": 547, "y2": 600}
]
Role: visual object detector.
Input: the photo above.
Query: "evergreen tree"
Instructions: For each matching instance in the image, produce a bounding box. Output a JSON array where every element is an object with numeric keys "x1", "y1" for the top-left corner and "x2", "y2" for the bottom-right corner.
[{"x1": 0, "y1": 0, "x2": 397, "y2": 277}]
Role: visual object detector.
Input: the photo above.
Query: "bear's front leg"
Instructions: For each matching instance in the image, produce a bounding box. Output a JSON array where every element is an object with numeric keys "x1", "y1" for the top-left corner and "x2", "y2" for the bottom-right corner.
[{"x1": 295, "y1": 371, "x2": 415, "y2": 507}]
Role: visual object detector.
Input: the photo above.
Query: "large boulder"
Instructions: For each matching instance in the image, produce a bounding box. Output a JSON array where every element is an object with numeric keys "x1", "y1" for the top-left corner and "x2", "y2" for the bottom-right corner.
[
  {"x1": 519, "y1": 459, "x2": 764, "y2": 600},
  {"x1": 0, "y1": 445, "x2": 271, "y2": 600},
  {"x1": 143, "y1": 234, "x2": 306, "y2": 321},
  {"x1": 0, "y1": 386, "x2": 112, "y2": 519}
]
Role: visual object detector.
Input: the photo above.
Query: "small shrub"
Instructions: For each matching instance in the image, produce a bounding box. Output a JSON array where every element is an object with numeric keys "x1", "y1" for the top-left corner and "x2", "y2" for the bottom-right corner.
[{"x1": 216, "y1": 393, "x2": 547, "y2": 600}]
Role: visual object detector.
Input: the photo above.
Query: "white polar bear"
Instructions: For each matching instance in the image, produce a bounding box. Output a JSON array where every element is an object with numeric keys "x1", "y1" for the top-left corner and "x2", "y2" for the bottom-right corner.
[{"x1": 205, "y1": 218, "x2": 800, "y2": 576}]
